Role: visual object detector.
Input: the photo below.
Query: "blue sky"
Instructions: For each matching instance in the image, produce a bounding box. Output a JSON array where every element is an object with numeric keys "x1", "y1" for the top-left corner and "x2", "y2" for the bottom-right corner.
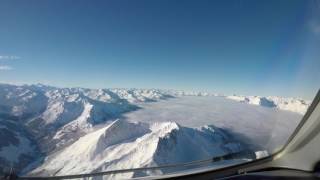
[{"x1": 0, "y1": 0, "x2": 319, "y2": 99}]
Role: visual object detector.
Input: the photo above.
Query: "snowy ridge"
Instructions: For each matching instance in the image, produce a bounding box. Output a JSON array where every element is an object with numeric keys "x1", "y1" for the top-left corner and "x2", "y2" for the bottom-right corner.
[
  {"x1": 161, "y1": 90, "x2": 310, "y2": 114},
  {"x1": 110, "y1": 89, "x2": 174, "y2": 103},
  {"x1": 30, "y1": 120, "x2": 251, "y2": 179},
  {"x1": 166, "y1": 90, "x2": 218, "y2": 97},
  {"x1": 0, "y1": 84, "x2": 48, "y2": 118},
  {"x1": 226, "y1": 95, "x2": 310, "y2": 114},
  {"x1": 0, "y1": 83, "x2": 310, "y2": 116}
]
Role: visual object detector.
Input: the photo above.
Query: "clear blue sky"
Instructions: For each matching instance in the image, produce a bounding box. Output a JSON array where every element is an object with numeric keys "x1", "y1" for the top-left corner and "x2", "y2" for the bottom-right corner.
[{"x1": 0, "y1": 0, "x2": 319, "y2": 99}]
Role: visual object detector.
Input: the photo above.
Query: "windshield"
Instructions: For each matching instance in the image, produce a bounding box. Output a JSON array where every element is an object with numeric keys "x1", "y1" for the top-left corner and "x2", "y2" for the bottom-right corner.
[{"x1": 0, "y1": 0, "x2": 319, "y2": 179}]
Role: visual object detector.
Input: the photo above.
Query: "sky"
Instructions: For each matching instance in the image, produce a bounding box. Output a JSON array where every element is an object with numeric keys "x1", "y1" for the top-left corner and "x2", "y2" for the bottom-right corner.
[{"x1": 0, "y1": 0, "x2": 319, "y2": 99}]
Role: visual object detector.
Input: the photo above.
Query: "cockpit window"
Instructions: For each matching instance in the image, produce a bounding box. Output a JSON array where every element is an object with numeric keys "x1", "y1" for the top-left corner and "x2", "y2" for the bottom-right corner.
[{"x1": 0, "y1": 0, "x2": 319, "y2": 179}]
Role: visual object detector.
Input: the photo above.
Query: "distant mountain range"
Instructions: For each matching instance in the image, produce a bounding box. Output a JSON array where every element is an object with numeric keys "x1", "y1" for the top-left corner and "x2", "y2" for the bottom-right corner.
[{"x1": 0, "y1": 83, "x2": 310, "y2": 177}]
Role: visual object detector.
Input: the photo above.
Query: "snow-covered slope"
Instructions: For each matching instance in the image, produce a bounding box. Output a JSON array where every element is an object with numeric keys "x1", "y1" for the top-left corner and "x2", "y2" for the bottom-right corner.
[
  {"x1": 267, "y1": 96, "x2": 310, "y2": 115},
  {"x1": 0, "y1": 119, "x2": 40, "y2": 174},
  {"x1": 226, "y1": 95, "x2": 310, "y2": 114},
  {"x1": 0, "y1": 84, "x2": 179, "y2": 174},
  {"x1": 29, "y1": 120, "x2": 252, "y2": 179}
]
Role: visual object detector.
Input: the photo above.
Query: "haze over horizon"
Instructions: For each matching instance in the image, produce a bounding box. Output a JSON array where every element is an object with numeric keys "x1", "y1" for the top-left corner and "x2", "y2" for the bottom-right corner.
[{"x1": 0, "y1": 0, "x2": 319, "y2": 99}]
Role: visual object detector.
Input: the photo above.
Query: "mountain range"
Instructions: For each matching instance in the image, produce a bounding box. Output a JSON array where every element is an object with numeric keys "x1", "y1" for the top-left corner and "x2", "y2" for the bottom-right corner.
[{"x1": 0, "y1": 83, "x2": 310, "y2": 178}]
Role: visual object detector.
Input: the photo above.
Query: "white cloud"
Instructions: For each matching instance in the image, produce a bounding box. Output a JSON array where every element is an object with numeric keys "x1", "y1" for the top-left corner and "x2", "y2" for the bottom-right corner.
[
  {"x1": 0, "y1": 65, "x2": 13, "y2": 70},
  {"x1": 0, "y1": 55, "x2": 20, "y2": 70},
  {"x1": 0, "y1": 55, "x2": 20, "y2": 60}
]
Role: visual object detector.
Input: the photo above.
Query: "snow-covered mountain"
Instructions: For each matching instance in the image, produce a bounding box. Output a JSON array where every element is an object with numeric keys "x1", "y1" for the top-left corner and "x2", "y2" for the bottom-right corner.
[
  {"x1": 226, "y1": 95, "x2": 310, "y2": 114},
  {"x1": 29, "y1": 120, "x2": 252, "y2": 179},
  {"x1": 0, "y1": 83, "x2": 311, "y2": 176},
  {"x1": 0, "y1": 84, "x2": 175, "y2": 174},
  {"x1": 0, "y1": 119, "x2": 40, "y2": 174}
]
